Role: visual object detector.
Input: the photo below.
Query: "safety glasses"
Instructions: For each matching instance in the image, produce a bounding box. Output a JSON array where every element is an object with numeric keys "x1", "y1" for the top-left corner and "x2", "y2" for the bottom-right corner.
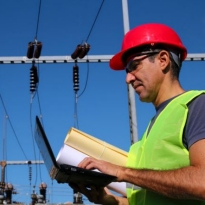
[{"x1": 125, "y1": 51, "x2": 160, "y2": 73}]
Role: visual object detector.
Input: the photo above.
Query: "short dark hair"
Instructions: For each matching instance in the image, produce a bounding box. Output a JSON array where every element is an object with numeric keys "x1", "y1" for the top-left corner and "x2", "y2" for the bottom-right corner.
[
  {"x1": 147, "y1": 52, "x2": 181, "y2": 79},
  {"x1": 168, "y1": 52, "x2": 181, "y2": 78}
]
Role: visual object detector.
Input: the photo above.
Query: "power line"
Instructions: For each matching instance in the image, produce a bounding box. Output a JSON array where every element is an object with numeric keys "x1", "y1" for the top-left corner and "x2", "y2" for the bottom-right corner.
[
  {"x1": 27, "y1": 0, "x2": 44, "y2": 190},
  {"x1": 78, "y1": 58, "x2": 90, "y2": 98},
  {"x1": 35, "y1": 0, "x2": 42, "y2": 40},
  {"x1": 0, "y1": 93, "x2": 28, "y2": 160},
  {"x1": 86, "y1": 0, "x2": 105, "y2": 42}
]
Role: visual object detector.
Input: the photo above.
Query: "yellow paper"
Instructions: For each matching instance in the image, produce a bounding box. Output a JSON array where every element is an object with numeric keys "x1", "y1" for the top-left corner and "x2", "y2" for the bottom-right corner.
[{"x1": 64, "y1": 128, "x2": 128, "y2": 166}]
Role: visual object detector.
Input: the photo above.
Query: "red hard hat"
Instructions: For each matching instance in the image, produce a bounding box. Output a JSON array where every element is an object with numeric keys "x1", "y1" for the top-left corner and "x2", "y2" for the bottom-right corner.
[{"x1": 109, "y1": 23, "x2": 187, "y2": 70}]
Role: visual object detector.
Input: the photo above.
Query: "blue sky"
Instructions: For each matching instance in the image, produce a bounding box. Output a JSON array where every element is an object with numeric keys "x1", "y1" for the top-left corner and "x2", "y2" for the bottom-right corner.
[{"x1": 0, "y1": 0, "x2": 205, "y2": 204}]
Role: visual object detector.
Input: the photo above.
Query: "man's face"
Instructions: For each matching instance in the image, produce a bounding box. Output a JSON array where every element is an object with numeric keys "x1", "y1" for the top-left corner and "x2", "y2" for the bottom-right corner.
[{"x1": 125, "y1": 53, "x2": 164, "y2": 103}]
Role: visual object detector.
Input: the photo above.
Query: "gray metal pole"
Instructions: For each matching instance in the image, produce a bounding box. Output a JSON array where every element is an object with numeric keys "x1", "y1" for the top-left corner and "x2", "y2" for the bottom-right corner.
[{"x1": 122, "y1": 0, "x2": 138, "y2": 144}]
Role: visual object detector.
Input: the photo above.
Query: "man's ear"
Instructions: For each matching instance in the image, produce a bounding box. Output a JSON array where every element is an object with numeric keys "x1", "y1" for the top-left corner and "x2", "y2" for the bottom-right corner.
[{"x1": 158, "y1": 50, "x2": 170, "y2": 72}]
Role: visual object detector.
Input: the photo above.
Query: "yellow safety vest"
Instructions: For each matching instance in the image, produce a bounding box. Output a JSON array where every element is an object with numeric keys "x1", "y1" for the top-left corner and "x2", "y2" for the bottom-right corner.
[{"x1": 126, "y1": 90, "x2": 205, "y2": 205}]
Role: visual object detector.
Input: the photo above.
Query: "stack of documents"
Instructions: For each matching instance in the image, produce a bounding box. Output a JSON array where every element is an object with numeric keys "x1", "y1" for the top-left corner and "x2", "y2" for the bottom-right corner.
[{"x1": 56, "y1": 127, "x2": 128, "y2": 196}]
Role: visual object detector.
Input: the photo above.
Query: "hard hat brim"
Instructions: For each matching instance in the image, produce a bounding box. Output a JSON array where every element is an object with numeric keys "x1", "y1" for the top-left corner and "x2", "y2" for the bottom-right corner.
[{"x1": 109, "y1": 49, "x2": 129, "y2": 71}]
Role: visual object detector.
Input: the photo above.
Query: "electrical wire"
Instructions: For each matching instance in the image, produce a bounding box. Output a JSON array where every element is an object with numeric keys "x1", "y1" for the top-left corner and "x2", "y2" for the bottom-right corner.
[
  {"x1": 28, "y1": 62, "x2": 43, "y2": 196},
  {"x1": 73, "y1": 58, "x2": 90, "y2": 129},
  {"x1": 73, "y1": 0, "x2": 105, "y2": 127},
  {"x1": 0, "y1": 93, "x2": 28, "y2": 160},
  {"x1": 38, "y1": 151, "x2": 42, "y2": 183},
  {"x1": 28, "y1": 0, "x2": 45, "y2": 193},
  {"x1": 85, "y1": 0, "x2": 105, "y2": 42},
  {"x1": 72, "y1": 0, "x2": 104, "y2": 97},
  {"x1": 35, "y1": 0, "x2": 42, "y2": 40},
  {"x1": 29, "y1": 100, "x2": 38, "y2": 188},
  {"x1": 29, "y1": 69, "x2": 45, "y2": 193},
  {"x1": 77, "y1": 58, "x2": 90, "y2": 99},
  {"x1": 2, "y1": 114, "x2": 8, "y2": 161}
]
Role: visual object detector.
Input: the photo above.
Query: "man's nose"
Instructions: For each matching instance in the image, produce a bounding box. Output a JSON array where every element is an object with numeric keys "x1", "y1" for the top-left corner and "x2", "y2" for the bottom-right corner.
[{"x1": 126, "y1": 73, "x2": 135, "y2": 84}]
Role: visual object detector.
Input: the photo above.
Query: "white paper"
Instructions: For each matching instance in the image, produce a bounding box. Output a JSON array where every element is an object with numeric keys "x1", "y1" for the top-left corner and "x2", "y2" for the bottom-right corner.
[{"x1": 56, "y1": 144, "x2": 126, "y2": 196}]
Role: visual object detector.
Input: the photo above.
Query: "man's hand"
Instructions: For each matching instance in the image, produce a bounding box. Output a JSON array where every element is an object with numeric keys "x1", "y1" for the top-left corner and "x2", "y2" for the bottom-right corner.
[
  {"x1": 78, "y1": 157, "x2": 125, "y2": 181},
  {"x1": 68, "y1": 157, "x2": 128, "y2": 204},
  {"x1": 69, "y1": 183, "x2": 120, "y2": 205}
]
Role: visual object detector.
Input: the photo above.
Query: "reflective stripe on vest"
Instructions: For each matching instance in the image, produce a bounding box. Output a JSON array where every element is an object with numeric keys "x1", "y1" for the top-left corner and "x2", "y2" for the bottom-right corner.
[{"x1": 126, "y1": 182, "x2": 141, "y2": 190}]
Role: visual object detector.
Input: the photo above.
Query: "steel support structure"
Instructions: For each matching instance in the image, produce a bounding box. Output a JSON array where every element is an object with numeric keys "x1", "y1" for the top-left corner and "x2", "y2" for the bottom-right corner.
[
  {"x1": 0, "y1": 54, "x2": 204, "y2": 64},
  {"x1": 121, "y1": 0, "x2": 138, "y2": 144},
  {"x1": 0, "y1": 53, "x2": 205, "y2": 144}
]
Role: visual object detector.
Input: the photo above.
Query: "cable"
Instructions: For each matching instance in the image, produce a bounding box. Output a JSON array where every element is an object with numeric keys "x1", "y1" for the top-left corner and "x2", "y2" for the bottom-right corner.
[
  {"x1": 35, "y1": 0, "x2": 42, "y2": 40},
  {"x1": 71, "y1": 0, "x2": 105, "y2": 131},
  {"x1": 71, "y1": 0, "x2": 105, "y2": 60},
  {"x1": 28, "y1": 0, "x2": 43, "y2": 165},
  {"x1": 72, "y1": 58, "x2": 90, "y2": 128},
  {"x1": 27, "y1": 0, "x2": 44, "y2": 192},
  {"x1": 0, "y1": 93, "x2": 28, "y2": 160},
  {"x1": 38, "y1": 154, "x2": 42, "y2": 183},
  {"x1": 77, "y1": 58, "x2": 90, "y2": 98},
  {"x1": 85, "y1": 0, "x2": 105, "y2": 42},
  {"x1": 2, "y1": 114, "x2": 8, "y2": 161},
  {"x1": 29, "y1": 62, "x2": 44, "y2": 191},
  {"x1": 29, "y1": 99, "x2": 38, "y2": 189}
]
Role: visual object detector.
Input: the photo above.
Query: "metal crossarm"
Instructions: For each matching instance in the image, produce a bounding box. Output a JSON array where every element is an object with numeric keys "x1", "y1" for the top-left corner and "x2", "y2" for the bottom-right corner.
[
  {"x1": 0, "y1": 55, "x2": 113, "y2": 64},
  {"x1": 186, "y1": 53, "x2": 205, "y2": 61},
  {"x1": 0, "y1": 54, "x2": 205, "y2": 64}
]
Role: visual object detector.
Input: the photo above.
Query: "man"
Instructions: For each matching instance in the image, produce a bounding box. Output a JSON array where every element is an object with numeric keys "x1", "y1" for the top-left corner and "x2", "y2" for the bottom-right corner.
[{"x1": 69, "y1": 23, "x2": 205, "y2": 204}]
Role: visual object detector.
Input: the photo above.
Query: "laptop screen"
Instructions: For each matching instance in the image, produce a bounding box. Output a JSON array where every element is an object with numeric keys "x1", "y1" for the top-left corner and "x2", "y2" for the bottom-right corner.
[{"x1": 34, "y1": 116, "x2": 58, "y2": 173}]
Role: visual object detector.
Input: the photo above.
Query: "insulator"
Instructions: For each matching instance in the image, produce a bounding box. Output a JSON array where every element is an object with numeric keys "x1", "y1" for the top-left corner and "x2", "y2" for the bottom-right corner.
[
  {"x1": 27, "y1": 42, "x2": 35, "y2": 59},
  {"x1": 29, "y1": 166, "x2": 32, "y2": 182},
  {"x1": 73, "y1": 192, "x2": 83, "y2": 204},
  {"x1": 0, "y1": 182, "x2": 5, "y2": 189},
  {"x1": 30, "y1": 65, "x2": 39, "y2": 93},
  {"x1": 39, "y1": 187, "x2": 46, "y2": 202},
  {"x1": 78, "y1": 43, "x2": 90, "y2": 59},
  {"x1": 31, "y1": 193, "x2": 37, "y2": 205},
  {"x1": 73, "y1": 65, "x2": 79, "y2": 92},
  {"x1": 34, "y1": 41, "x2": 42, "y2": 58},
  {"x1": 5, "y1": 183, "x2": 13, "y2": 191},
  {"x1": 5, "y1": 184, "x2": 13, "y2": 204},
  {"x1": 71, "y1": 45, "x2": 82, "y2": 60}
]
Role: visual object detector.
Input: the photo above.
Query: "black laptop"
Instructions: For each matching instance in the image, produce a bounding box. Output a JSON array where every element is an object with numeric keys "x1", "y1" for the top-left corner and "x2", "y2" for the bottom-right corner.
[{"x1": 34, "y1": 116, "x2": 117, "y2": 187}]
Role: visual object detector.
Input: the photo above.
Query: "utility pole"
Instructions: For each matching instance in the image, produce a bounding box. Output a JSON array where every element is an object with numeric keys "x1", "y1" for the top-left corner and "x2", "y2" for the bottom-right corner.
[{"x1": 122, "y1": 0, "x2": 138, "y2": 144}]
